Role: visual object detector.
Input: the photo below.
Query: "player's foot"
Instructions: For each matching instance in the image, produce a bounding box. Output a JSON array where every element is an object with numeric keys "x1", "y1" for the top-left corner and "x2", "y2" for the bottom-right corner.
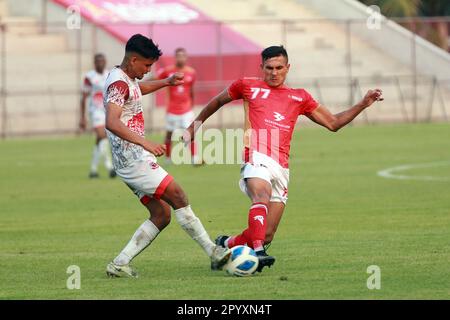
[
  {"x1": 109, "y1": 169, "x2": 117, "y2": 178},
  {"x1": 192, "y1": 156, "x2": 205, "y2": 166},
  {"x1": 255, "y1": 250, "x2": 275, "y2": 273},
  {"x1": 210, "y1": 245, "x2": 231, "y2": 271},
  {"x1": 215, "y1": 235, "x2": 230, "y2": 248},
  {"x1": 106, "y1": 262, "x2": 138, "y2": 278},
  {"x1": 89, "y1": 172, "x2": 99, "y2": 179}
]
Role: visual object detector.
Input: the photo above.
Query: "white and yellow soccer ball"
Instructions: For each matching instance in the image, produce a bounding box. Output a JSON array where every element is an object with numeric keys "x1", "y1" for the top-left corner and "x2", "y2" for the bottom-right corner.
[{"x1": 224, "y1": 245, "x2": 259, "y2": 277}]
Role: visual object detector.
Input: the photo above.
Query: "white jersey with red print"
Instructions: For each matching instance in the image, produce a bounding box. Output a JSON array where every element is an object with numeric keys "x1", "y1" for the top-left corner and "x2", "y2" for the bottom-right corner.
[
  {"x1": 227, "y1": 77, "x2": 319, "y2": 168},
  {"x1": 83, "y1": 70, "x2": 109, "y2": 112},
  {"x1": 103, "y1": 66, "x2": 146, "y2": 170}
]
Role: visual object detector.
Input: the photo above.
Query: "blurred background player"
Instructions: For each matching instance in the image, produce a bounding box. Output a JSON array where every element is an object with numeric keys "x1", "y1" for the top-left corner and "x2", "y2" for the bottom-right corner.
[
  {"x1": 185, "y1": 46, "x2": 383, "y2": 272},
  {"x1": 103, "y1": 34, "x2": 229, "y2": 278},
  {"x1": 156, "y1": 48, "x2": 201, "y2": 165},
  {"x1": 79, "y1": 53, "x2": 115, "y2": 179}
]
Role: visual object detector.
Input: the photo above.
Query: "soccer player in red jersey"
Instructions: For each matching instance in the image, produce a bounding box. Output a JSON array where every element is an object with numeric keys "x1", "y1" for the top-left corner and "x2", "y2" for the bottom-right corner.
[
  {"x1": 184, "y1": 46, "x2": 383, "y2": 272},
  {"x1": 156, "y1": 48, "x2": 201, "y2": 164}
]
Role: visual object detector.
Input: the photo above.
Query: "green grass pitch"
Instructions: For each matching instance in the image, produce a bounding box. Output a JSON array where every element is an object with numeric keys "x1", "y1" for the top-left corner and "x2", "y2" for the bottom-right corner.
[{"x1": 0, "y1": 123, "x2": 449, "y2": 299}]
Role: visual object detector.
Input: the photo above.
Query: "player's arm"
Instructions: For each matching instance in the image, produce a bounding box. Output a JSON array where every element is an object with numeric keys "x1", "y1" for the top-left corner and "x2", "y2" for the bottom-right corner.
[
  {"x1": 138, "y1": 72, "x2": 184, "y2": 95},
  {"x1": 79, "y1": 78, "x2": 91, "y2": 131},
  {"x1": 105, "y1": 103, "x2": 166, "y2": 156},
  {"x1": 79, "y1": 91, "x2": 89, "y2": 131},
  {"x1": 184, "y1": 89, "x2": 232, "y2": 141},
  {"x1": 307, "y1": 89, "x2": 383, "y2": 132}
]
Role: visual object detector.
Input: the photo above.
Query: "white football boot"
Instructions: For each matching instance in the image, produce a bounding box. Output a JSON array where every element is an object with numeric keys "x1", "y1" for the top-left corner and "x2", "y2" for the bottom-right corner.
[
  {"x1": 210, "y1": 245, "x2": 231, "y2": 271},
  {"x1": 106, "y1": 262, "x2": 138, "y2": 278}
]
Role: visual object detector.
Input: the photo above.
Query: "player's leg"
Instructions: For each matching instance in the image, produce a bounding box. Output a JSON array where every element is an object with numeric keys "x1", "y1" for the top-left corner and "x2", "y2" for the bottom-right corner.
[
  {"x1": 264, "y1": 166, "x2": 289, "y2": 246},
  {"x1": 164, "y1": 130, "x2": 172, "y2": 160},
  {"x1": 164, "y1": 113, "x2": 176, "y2": 163},
  {"x1": 182, "y1": 111, "x2": 202, "y2": 165},
  {"x1": 219, "y1": 201, "x2": 285, "y2": 248},
  {"x1": 89, "y1": 128, "x2": 102, "y2": 178},
  {"x1": 94, "y1": 125, "x2": 115, "y2": 178},
  {"x1": 265, "y1": 202, "x2": 285, "y2": 245},
  {"x1": 107, "y1": 198, "x2": 171, "y2": 278},
  {"x1": 160, "y1": 180, "x2": 230, "y2": 269},
  {"x1": 239, "y1": 178, "x2": 275, "y2": 272}
]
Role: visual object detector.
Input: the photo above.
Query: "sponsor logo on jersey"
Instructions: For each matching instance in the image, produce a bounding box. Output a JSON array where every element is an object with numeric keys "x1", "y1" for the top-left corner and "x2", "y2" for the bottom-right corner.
[
  {"x1": 289, "y1": 95, "x2": 303, "y2": 102},
  {"x1": 273, "y1": 112, "x2": 285, "y2": 122}
]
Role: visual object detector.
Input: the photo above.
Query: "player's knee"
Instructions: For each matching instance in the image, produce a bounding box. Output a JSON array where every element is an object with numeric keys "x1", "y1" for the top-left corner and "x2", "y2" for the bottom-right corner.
[
  {"x1": 171, "y1": 187, "x2": 189, "y2": 208},
  {"x1": 248, "y1": 186, "x2": 271, "y2": 204},
  {"x1": 251, "y1": 193, "x2": 270, "y2": 206}
]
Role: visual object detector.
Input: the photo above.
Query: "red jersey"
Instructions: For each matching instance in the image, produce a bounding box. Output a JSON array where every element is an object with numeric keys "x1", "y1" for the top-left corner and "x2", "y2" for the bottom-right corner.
[
  {"x1": 227, "y1": 77, "x2": 318, "y2": 168},
  {"x1": 157, "y1": 65, "x2": 196, "y2": 115}
]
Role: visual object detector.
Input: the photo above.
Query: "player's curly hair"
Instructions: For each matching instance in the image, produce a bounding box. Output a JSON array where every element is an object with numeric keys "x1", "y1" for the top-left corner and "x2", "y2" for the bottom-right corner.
[
  {"x1": 125, "y1": 34, "x2": 162, "y2": 59},
  {"x1": 261, "y1": 45, "x2": 288, "y2": 62}
]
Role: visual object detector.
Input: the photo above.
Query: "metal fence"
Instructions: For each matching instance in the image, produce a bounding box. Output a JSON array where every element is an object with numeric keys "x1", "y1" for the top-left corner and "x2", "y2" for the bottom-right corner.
[{"x1": 0, "y1": 2, "x2": 449, "y2": 138}]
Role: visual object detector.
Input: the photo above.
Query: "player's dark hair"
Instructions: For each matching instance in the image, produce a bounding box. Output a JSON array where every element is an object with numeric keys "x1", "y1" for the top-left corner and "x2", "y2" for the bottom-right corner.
[
  {"x1": 175, "y1": 47, "x2": 186, "y2": 54},
  {"x1": 125, "y1": 34, "x2": 162, "y2": 60},
  {"x1": 94, "y1": 53, "x2": 105, "y2": 60},
  {"x1": 261, "y1": 45, "x2": 288, "y2": 62}
]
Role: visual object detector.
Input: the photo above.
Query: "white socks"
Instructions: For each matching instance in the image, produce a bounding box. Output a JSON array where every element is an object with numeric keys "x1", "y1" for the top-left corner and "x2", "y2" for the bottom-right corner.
[
  {"x1": 113, "y1": 206, "x2": 215, "y2": 265},
  {"x1": 174, "y1": 205, "x2": 215, "y2": 257},
  {"x1": 90, "y1": 144, "x2": 101, "y2": 173},
  {"x1": 91, "y1": 138, "x2": 113, "y2": 173},
  {"x1": 113, "y1": 220, "x2": 160, "y2": 266},
  {"x1": 98, "y1": 138, "x2": 113, "y2": 171}
]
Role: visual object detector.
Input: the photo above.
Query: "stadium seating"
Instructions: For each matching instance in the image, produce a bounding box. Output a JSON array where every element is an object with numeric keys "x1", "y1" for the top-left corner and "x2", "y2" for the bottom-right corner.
[{"x1": 1, "y1": 0, "x2": 449, "y2": 136}]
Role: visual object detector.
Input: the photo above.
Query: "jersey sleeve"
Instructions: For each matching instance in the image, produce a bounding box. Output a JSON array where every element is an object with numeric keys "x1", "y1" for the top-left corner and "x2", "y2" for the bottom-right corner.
[
  {"x1": 105, "y1": 80, "x2": 129, "y2": 108},
  {"x1": 227, "y1": 78, "x2": 245, "y2": 100},
  {"x1": 82, "y1": 77, "x2": 92, "y2": 94},
  {"x1": 299, "y1": 90, "x2": 319, "y2": 115}
]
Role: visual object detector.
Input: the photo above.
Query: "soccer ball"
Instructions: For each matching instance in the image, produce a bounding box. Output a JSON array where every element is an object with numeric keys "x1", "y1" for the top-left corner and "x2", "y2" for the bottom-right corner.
[{"x1": 224, "y1": 245, "x2": 259, "y2": 277}]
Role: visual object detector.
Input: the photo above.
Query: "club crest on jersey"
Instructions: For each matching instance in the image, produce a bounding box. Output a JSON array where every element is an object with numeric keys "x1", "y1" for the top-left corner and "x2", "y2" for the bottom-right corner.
[
  {"x1": 150, "y1": 162, "x2": 160, "y2": 170},
  {"x1": 289, "y1": 95, "x2": 303, "y2": 102},
  {"x1": 254, "y1": 215, "x2": 265, "y2": 226},
  {"x1": 273, "y1": 112, "x2": 285, "y2": 122}
]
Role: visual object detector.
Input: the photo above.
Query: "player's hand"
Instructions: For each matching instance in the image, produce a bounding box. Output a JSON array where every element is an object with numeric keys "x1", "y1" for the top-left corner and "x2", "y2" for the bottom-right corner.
[
  {"x1": 142, "y1": 140, "x2": 166, "y2": 157},
  {"x1": 79, "y1": 117, "x2": 87, "y2": 131},
  {"x1": 167, "y1": 72, "x2": 184, "y2": 86},
  {"x1": 362, "y1": 89, "x2": 384, "y2": 107},
  {"x1": 181, "y1": 126, "x2": 195, "y2": 145}
]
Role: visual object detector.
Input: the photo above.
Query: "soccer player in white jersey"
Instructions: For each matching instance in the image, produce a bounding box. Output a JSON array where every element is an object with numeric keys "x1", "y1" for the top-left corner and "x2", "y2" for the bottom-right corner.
[
  {"x1": 103, "y1": 34, "x2": 230, "y2": 278},
  {"x1": 79, "y1": 53, "x2": 115, "y2": 179}
]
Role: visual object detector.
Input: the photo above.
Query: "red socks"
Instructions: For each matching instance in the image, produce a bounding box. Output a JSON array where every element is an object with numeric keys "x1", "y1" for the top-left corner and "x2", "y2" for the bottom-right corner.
[
  {"x1": 190, "y1": 141, "x2": 197, "y2": 157},
  {"x1": 165, "y1": 139, "x2": 171, "y2": 158},
  {"x1": 227, "y1": 202, "x2": 268, "y2": 251}
]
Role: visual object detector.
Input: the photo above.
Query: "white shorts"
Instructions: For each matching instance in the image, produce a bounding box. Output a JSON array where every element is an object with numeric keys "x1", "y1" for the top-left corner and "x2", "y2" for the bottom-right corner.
[
  {"x1": 239, "y1": 151, "x2": 290, "y2": 204},
  {"x1": 115, "y1": 152, "x2": 173, "y2": 205},
  {"x1": 166, "y1": 111, "x2": 195, "y2": 132},
  {"x1": 89, "y1": 108, "x2": 106, "y2": 128}
]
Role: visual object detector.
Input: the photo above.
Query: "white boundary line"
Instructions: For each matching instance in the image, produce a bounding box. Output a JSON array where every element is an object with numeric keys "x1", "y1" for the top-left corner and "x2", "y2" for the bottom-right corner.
[{"x1": 377, "y1": 161, "x2": 450, "y2": 182}]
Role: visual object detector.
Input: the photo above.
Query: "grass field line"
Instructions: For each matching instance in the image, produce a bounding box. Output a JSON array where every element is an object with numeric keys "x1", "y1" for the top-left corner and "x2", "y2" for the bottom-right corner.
[{"x1": 377, "y1": 160, "x2": 450, "y2": 181}]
